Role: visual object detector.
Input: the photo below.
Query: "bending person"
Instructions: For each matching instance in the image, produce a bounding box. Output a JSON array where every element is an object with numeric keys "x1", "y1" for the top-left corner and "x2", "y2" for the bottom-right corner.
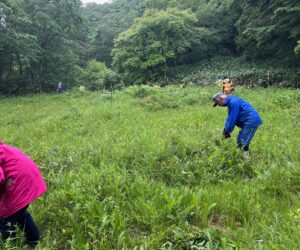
[
  {"x1": 0, "y1": 141, "x2": 47, "y2": 246},
  {"x1": 212, "y1": 92, "x2": 262, "y2": 157}
]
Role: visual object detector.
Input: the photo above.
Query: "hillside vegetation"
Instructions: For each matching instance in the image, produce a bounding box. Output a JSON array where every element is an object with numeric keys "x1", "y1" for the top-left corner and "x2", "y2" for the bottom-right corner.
[
  {"x1": 0, "y1": 86, "x2": 299, "y2": 249},
  {"x1": 1, "y1": 0, "x2": 299, "y2": 93}
]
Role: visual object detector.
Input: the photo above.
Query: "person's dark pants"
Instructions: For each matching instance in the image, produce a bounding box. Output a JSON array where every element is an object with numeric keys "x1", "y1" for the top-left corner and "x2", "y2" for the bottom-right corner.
[
  {"x1": 0, "y1": 205, "x2": 40, "y2": 246},
  {"x1": 237, "y1": 126, "x2": 259, "y2": 151}
]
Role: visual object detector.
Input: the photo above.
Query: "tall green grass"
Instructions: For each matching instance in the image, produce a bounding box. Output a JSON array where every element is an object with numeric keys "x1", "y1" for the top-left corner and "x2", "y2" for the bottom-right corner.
[{"x1": 0, "y1": 86, "x2": 299, "y2": 249}]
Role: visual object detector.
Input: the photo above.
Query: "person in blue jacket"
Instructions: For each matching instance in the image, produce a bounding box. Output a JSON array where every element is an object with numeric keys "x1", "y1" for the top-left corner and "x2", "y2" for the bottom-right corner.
[{"x1": 212, "y1": 92, "x2": 262, "y2": 157}]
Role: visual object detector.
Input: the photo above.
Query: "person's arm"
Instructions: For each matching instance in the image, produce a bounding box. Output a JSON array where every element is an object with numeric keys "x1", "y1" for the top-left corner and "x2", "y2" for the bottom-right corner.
[{"x1": 224, "y1": 101, "x2": 239, "y2": 134}]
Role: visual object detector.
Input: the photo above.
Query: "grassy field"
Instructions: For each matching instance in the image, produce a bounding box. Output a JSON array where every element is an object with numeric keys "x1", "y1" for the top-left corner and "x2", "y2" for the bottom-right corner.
[{"x1": 0, "y1": 86, "x2": 299, "y2": 249}]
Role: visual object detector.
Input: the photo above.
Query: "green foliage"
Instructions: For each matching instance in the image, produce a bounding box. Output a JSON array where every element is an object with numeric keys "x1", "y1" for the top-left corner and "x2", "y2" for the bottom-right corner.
[
  {"x1": 0, "y1": 86, "x2": 300, "y2": 249},
  {"x1": 174, "y1": 56, "x2": 300, "y2": 88},
  {"x1": 194, "y1": 0, "x2": 238, "y2": 54},
  {"x1": 23, "y1": 0, "x2": 84, "y2": 91},
  {"x1": 72, "y1": 62, "x2": 119, "y2": 91},
  {"x1": 145, "y1": 0, "x2": 170, "y2": 10},
  {"x1": 103, "y1": 69, "x2": 120, "y2": 89},
  {"x1": 112, "y1": 8, "x2": 212, "y2": 85},
  {"x1": 0, "y1": 0, "x2": 40, "y2": 94},
  {"x1": 82, "y1": 0, "x2": 146, "y2": 66},
  {"x1": 0, "y1": 0, "x2": 84, "y2": 94},
  {"x1": 234, "y1": 0, "x2": 300, "y2": 62},
  {"x1": 85, "y1": 60, "x2": 109, "y2": 90},
  {"x1": 1, "y1": 0, "x2": 300, "y2": 94}
]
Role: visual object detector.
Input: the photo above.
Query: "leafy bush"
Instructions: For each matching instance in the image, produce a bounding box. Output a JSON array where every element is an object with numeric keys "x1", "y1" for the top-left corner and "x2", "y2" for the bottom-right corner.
[{"x1": 85, "y1": 60, "x2": 109, "y2": 91}]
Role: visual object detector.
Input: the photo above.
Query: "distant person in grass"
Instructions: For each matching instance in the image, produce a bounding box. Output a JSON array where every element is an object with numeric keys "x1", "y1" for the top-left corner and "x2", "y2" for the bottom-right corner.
[
  {"x1": 212, "y1": 92, "x2": 262, "y2": 157},
  {"x1": 0, "y1": 141, "x2": 47, "y2": 246},
  {"x1": 217, "y1": 76, "x2": 235, "y2": 95},
  {"x1": 79, "y1": 85, "x2": 86, "y2": 92},
  {"x1": 57, "y1": 81, "x2": 63, "y2": 94}
]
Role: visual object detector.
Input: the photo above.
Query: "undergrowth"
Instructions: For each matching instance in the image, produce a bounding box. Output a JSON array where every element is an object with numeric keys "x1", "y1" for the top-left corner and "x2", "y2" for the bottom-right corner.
[{"x1": 0, "y1": 86, "x2": 299, "y2": 249}]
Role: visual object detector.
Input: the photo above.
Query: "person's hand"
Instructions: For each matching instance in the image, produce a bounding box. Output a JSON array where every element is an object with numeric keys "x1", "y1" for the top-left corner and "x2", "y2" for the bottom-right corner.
[
  {"x1": 223, "y1": 129, "x2": 231, "y2": 139},
  {"x1": 223, "y1": 133, "x2": 231, "y2": 139}
]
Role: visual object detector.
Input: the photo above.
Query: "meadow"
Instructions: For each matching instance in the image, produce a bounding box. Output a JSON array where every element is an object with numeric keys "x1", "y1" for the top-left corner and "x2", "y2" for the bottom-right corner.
[{"x1": 0, "y1": 85, "x2": 299, "y2": 249}]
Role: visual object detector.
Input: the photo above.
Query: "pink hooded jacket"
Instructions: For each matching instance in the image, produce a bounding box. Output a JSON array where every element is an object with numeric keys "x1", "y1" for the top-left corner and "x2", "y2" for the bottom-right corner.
[{"x1": 0, "y1": 142, "x2": 47, "y2": 218}]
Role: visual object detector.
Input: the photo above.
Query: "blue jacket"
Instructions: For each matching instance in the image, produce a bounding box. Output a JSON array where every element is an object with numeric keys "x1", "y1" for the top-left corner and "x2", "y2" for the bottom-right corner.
[{"x1": 223, "y1": 95, "x2": 262, "y2": 133}]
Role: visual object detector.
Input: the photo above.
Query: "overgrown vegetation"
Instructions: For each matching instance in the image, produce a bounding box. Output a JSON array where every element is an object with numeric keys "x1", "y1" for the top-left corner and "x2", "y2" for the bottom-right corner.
[
  {"x1": 173, "y1": 56, "x2": 300, "y2": 88},
  {"x1": 1, "y1": 0, "x2": 299, "y2": 94},
  {"x1": 1, "y1": 0, "x2": 299, "y2": 249},
  {"x1": 0, "y1": 86, "x2": 299, "y2": 249}
]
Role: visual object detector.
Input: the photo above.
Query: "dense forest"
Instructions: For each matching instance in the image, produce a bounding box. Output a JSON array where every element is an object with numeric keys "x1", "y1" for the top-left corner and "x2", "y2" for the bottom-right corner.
[{"x1": 0, "y1": 0, "x2": 299, "y2": 94}]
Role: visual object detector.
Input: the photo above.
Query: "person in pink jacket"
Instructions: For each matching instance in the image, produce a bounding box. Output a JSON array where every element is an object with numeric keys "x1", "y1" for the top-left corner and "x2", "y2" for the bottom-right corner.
[{"x1": 0, "y1": 141, "x2": 47, "y2": 246}]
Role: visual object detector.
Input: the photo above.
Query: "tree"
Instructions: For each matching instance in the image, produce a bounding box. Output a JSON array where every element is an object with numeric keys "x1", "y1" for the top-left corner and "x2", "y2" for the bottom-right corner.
[
  {"x1": 112, "y1": 8, "x2": 212, "y2": 85},
  {"x1": 145, "y1": 0, "x2": 170, "y2": 10},
  {"x1": 0, "y1": 0, "x2": 84, "y2": 94},
  {"x1": 83, "y1": 0, "x2": 146, "y2": 66},
  {"x1": 195, "y1": 0, "x2": 239, "y2": 55},
  {"x1": 85, "y1": 59, "x2": 109, "y2": 90},
  {"x1": 0, "y1": 0, "x2": 40, "y2": 94},
  {"x1": 21, "y1": 0, "x2": 84, "y2": 91},
  {"x1": 234, "y1": 0, "x2": 300, "y2": 62}
]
